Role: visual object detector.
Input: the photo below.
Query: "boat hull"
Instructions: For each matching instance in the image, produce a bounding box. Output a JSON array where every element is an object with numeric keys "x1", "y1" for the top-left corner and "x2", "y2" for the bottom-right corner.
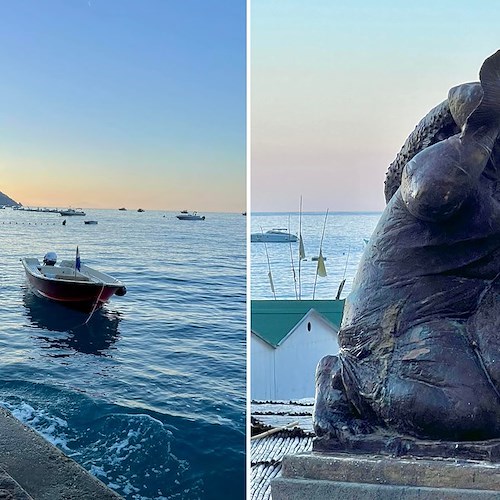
[
  {"x1": 251, "y1": 233, "x2": 298, "y2": 243},
  {"x1": 59, "y1": 211, "x2": 85, "y2": 216},
  {"x1": 176, "y1": 215, "x2": 205, "y2": 220}
]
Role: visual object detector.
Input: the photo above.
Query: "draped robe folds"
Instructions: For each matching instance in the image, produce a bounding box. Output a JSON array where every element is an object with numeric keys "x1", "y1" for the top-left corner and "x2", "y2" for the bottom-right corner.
[
  {"x1": 315, "y1": 51, "x2": 500, "y2": 441},
  {"x1": 335, "y1": 179, "x2": 500, "y2": 440}
]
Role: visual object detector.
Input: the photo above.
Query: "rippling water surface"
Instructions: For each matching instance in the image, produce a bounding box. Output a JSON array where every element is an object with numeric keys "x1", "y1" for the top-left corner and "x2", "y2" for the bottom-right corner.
[
  {"x1": 0, "y1": 208, "x2": 246, "y2": 499},
  {"x1": 251, "y1": 212, "x2": 382, "y2": 300}
]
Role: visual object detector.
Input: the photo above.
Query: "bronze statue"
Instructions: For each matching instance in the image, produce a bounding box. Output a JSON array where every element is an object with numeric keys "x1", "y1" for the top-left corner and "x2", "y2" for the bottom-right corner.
[{"x1": 314, "y1": 50, "x2": 500, "y2": 444}]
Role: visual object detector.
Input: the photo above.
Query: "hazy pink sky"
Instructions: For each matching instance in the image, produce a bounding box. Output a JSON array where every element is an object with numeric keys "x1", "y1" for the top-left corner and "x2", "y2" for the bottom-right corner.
[{"x1": 251, "y1": 1, "x2": 500, "y2": 212}]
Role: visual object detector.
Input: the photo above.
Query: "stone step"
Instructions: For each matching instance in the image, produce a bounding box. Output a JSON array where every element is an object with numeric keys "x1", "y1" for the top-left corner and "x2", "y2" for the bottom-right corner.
[{"x1": 272, "y1": 452, "x2": 500, "y2": 500}]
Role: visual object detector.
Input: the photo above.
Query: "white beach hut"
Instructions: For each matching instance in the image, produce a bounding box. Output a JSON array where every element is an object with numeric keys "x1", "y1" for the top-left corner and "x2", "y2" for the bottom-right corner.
[{"x1": 251, "y1": 299, "x2": 343, "y2": 401}]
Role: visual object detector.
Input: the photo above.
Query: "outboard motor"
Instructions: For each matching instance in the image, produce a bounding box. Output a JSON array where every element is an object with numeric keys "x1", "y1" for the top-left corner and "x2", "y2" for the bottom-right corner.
[{"x1": 43, "y1": 251, "x2": 57, "y2": 266}]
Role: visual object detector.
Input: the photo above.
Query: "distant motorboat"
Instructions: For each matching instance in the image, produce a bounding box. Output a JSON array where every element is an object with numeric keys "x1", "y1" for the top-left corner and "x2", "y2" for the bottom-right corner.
[
  {"x1": 59, "y1": 208, "x2": 85, "y2": 216},
  {"x1": 84, "y1": 220, "x2": 98, "y2": 225},
  {"x1": 176, "y1": 211, "x2": 205, "y2": 221},
  {"x1": 21, "y1": 255, "x2": 126, "y2": 311},
  {"x1": 180, "y1": 210, "x2": 188, "y2": 214},
  {"x1": 137, "y1": 208, "x2": 145, "y2": 212},
  {"x1": 118, "y1": 207, "x2": 127, "y2": 211},
  {"x1": 251, "y1": 228, "x2": 298, "y2": 243}
]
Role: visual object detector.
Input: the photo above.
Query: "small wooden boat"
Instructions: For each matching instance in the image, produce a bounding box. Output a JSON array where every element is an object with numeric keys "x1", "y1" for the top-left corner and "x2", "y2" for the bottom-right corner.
[{"x1": 21, "y1": 256, "x2": 126, "y2": 311}]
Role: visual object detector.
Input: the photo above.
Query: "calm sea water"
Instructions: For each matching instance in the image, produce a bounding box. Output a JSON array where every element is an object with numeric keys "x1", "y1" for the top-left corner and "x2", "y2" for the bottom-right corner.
[
  {"x1": 0, "y1": 208, "x2": 246, "y2": 500},
  {"x1": 251, "y1": 212, "x2": 382, "y2": 300}
]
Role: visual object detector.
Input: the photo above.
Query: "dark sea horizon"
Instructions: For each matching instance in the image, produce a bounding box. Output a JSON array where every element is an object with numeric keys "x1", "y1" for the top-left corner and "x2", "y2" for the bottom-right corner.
[{"x1": 0, "y1": 207, "x2": 246, "y2": 499}]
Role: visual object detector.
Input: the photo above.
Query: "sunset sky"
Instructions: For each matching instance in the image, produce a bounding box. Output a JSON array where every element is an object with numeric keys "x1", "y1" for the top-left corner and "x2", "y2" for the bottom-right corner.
[
  {"x1": 0, "y1": 0, "x2": 246, "y2": 212},
  {"x1": 251, "y1": 1, "x2": 500, "y2": 212}
]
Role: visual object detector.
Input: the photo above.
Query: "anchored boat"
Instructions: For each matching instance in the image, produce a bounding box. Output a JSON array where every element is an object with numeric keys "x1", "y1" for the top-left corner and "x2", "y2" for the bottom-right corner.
[
  {"x1": 59, "y1": 208, "x2": 86, "y2": 216},
  {"x1": 176, "y1": 211, "x2": 205, "y2": 220},
  {"x1": 21, "y1": 252, "x2": 126, "y2": 311},
  {"x1": 251, "y1": 228, "x2": 298, "y2": 243}
]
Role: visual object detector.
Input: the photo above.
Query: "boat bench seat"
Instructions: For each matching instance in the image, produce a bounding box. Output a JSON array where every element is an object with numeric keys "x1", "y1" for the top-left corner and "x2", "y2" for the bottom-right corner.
[
  {"x1": 55, "y1": 274, "x2": 90, "y2": 282},
  {"x1": 39, "y1": 266, "x2": 90, "y2": 282}
]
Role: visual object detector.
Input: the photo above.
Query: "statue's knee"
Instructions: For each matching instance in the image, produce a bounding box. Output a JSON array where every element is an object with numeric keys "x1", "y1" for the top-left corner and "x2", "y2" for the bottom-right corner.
[
  {"x1": 314, "y1": 355, "x2": 344, "y2": 415},
  {"x1": 315, "y1": 355, "x2": 339, "y2": 387}
]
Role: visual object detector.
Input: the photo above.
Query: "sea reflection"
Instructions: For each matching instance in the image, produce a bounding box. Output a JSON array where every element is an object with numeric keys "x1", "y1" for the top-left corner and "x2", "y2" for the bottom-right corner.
[{"x1": 23, "y1": 290, "x2": 121, "y2": 356}]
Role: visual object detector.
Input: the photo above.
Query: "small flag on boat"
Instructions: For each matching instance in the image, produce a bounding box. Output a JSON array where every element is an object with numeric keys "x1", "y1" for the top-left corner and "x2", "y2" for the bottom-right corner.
[
  {"x1": 316, "y1": 249, "x2": 327, "y2": 277},
  {"x1": 75, "y1": 246, "x2": 81, "y2": 271},
  {"x1": 299, "y1": 235, "x2": 306, "y2": 260}
]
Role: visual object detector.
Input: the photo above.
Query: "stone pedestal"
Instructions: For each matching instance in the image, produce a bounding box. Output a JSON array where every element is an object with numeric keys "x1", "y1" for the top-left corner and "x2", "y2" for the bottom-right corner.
[{"x1": 272, "y1": 452, "x2": 500, "y2": 499}]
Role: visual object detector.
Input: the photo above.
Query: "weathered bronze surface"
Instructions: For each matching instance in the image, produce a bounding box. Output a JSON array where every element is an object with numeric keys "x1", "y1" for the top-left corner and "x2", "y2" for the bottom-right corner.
[{"x1": 314, "y1": 50, "x2": 500, "y2": 451}]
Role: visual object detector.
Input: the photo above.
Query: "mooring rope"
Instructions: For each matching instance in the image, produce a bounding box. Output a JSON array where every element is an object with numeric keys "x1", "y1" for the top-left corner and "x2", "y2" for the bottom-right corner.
[{"x1": 84, "y1": 283, "x2": 106, "y2": 325}]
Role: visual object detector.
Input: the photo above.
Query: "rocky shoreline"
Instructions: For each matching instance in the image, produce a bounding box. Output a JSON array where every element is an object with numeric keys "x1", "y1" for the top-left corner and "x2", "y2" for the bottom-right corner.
[{"x1": 0, "y1": 190, "x2": 21, "y2": 207}]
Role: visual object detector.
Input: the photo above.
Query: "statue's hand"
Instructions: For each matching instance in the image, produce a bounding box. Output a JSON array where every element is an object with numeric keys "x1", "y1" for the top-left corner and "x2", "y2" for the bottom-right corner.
[{"x1": 401, "y1": 136, "x2": 473, "y2": 222}]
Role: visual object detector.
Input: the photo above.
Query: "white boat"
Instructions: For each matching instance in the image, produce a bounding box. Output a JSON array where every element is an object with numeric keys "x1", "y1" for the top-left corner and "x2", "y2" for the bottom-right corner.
[
  {"x1": 176, "y1": 211, "x2": 205, "y2": 221},
  {"x1": 251, "y1": 228, "x2": 298, "y2": 243},
  {"x1": 59, "y1": 208, "x2": 86, "y2": 216}
]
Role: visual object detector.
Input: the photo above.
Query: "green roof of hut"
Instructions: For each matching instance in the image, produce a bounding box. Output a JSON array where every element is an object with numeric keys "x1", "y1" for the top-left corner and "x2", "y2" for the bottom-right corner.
[{"x1": 251, "y1": 299, "x2": 344, "y2": 348}]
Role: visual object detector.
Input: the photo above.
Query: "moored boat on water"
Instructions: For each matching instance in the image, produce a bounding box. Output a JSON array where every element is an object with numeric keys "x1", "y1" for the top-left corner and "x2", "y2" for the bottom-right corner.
[
  {"x1": 251, "y1": 228, "x2": 298, "y2": 243},
  {"x1": 176, "y1": 211, "x2": 205, "y2": 220},
  {"x1": 59, "y1": 208, "x2": 86, "y2": 216},
  {"x1": 21, "y1": 252, "x2": 126, "y2": 311}
]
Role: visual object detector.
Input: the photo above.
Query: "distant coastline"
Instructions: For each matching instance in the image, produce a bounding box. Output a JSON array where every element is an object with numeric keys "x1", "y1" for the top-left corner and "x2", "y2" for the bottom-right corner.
[{"x1": 0, "y1": 191, "x2": 21, "y2": 207}]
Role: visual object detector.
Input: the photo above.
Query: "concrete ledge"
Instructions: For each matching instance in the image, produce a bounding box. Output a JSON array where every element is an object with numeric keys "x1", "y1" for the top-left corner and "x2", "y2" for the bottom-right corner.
[
  {"x1": 0, "y1": 406, "x2": 122, "y2": 499},
  {"x1": 272, "y1": 452, "x2": 500, "y2": 500}
]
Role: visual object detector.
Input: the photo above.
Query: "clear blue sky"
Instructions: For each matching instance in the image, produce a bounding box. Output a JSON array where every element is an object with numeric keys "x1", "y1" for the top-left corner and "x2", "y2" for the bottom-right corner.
[
  {"x1": 251, "y1": 0, "x2": 500, "y2": 212},
  {"x1": 0, "y1": 0, "x2": 246, "y2": 211}
]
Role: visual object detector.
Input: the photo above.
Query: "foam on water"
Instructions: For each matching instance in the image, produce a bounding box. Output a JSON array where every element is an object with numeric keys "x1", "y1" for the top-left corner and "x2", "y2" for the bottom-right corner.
[{"x1": 0, "y1": 389, "x2": 206, "y2": 499}]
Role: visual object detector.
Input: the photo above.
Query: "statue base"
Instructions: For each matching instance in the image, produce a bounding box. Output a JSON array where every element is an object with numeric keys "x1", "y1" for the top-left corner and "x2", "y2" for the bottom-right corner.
[
  {"x1": 314, "y1": 434, "x2": 500, "y2": 461},
  {"x1": 272, "y1": 450, "x2": 500, "y2": 499}
]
